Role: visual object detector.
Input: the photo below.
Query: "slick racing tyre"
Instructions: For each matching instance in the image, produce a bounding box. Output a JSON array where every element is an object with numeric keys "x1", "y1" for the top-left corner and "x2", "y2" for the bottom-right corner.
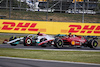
[
  {"x1": 9, "y1": 36, "x2": 17, "y2": 46},
  {"x1": 40, "y1": 38, "x2": 47, "y2": 47},
  {"x1": 24, "y1": 37, "x2": 33, "y2": 46},
  {"x1": 54, "y1": 38, "x2": 63, "y2": 48},
  {"x1": 89, "y1": 40, "x2": 98, "y2": 48}
]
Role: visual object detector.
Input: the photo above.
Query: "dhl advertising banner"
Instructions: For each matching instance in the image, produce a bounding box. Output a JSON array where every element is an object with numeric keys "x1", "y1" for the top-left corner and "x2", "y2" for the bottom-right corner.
[{"x1": 0, "y1": 19, "x2": 100, "y2": 36}]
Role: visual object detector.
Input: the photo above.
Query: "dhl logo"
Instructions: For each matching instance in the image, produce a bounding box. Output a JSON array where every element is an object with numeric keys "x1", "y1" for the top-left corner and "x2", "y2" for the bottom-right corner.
[
  {"x1": 1, "y1": 22, "x2": 46, "y2": 32},
  {"x1": 1, "y1": 22, "x2": 100, "y2": 34},
  {"x1": 68, "y1": 25, "x2": 100, "y2": 34}
]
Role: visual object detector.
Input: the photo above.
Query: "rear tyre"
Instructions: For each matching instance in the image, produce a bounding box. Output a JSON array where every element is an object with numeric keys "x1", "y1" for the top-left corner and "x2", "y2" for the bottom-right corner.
[
  {"x1": 89, "y1": 40, "x2": 98, "y2": 48},
  {"x1": 24, "y1": 37, "x2": 33, "y2": 46},
  {"x1": 54, "y1": 38, "x2": 63, "y2": 48},
  {"x1": 9, "y1": 36, "x2": 17, "y2": 46}
]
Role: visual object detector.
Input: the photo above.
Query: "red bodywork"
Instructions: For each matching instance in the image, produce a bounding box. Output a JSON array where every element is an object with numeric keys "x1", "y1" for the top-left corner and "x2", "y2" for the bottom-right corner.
[
  {"x1": 60, "y1": 35, "x2": 87, "y2": 46},
  {"x1": 38, "y1": 35, "x2": 87, "y2": 46}
]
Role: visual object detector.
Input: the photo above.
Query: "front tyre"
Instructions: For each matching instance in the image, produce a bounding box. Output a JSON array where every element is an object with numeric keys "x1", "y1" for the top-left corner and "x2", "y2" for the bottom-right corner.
[
  {"x1": 54, "y1": 38, "x2": 63, "y2": 48},
  {"x1": 24, "y1": 37, "x2": 33, "y2": 46}
]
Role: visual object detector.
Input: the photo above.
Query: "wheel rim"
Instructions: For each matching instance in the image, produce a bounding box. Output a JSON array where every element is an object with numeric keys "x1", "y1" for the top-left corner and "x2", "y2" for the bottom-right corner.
[
  {"x1": 27, "y1": 39, "x2": 31, "y2": 44},
  {"x1": 57, "y1": 40, "x2": 63, "y2": 47},
  {"x1": 58, "y1": 41, "x2": 62, "y2": 46},
  {"x1": 54, "y1": 38, "x2": 63, "y2": 48},
  {"x1": 25, "y1": 38, "x2": 32, "y2": 46},
  {"x1": 93, "y1": 42, "x2": 98, "y2": 47}
]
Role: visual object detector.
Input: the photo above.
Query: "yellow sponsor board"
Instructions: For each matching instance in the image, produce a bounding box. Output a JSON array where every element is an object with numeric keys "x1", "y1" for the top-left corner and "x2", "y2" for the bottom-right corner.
[{"x1": 0, "y1": 19, "x2": 100, "y2": 36}]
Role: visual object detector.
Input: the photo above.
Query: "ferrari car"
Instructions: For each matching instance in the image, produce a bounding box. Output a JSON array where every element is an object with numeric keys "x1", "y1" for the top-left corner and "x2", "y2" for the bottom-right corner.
[{"x1": 38, "y1": 34, "x2": 98, "y2": 48}]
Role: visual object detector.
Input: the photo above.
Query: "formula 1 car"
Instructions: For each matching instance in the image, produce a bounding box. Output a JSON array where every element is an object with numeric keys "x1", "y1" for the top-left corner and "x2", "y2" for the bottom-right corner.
[
  {"x1": 4, "y1": 32, "x2": 54, "y2": 47},
  {"x1": 3, "y1": 32, "x2": 98, "y2": 49},
  {"x1": 38, "y1": 34, "x2": 98, "y2": 48}
]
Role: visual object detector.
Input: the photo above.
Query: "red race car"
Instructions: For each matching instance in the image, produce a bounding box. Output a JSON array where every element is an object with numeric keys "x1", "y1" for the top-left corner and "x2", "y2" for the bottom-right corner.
[{"x1": 38, "y1": 33, "x2": 98, "y2": 48}]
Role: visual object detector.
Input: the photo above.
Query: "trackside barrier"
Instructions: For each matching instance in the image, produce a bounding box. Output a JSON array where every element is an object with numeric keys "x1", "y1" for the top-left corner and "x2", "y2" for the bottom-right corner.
[{"x1": 0, "y1": 19, "x2": 100, "y2": 36}]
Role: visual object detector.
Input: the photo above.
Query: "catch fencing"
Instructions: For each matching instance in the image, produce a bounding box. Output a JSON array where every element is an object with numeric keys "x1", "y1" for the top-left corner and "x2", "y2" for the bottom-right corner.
[{"x1": 0, "y1": 0, "x2": 100, "y2": 22}]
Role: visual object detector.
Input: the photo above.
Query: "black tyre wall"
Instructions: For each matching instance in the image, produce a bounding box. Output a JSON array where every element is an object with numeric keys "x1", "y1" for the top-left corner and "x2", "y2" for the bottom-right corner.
[
  {"x1": 54, "y1": 38, "x2": 63, "y2": 48},
  {"x1": 89, "y1": 40, "x2": 98, "y2": 48},
  {"x1": 23, "y1": 37, "x2": 33, "y2": 46}
]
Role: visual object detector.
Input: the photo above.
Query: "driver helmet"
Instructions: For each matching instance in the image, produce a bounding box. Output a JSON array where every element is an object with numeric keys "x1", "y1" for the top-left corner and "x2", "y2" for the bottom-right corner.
[
  {"x1": 37, "y1": 32, "x2": 40, "y2": 35},
  {"x1": 68, "y1": 33, "x2": 72, "y2": 37},
  {"x1": 69, "y1": 33, "x2": 71, "y2": 35}
]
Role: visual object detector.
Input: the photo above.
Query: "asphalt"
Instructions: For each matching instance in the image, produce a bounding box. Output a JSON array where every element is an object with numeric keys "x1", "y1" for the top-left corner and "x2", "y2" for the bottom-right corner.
[
  {"x1": 0, "y1": 44, "x2": 100, "y2": 51},
  {"x1": 0, "y1": 44, "x2": 100, "y2": 67},
  {"x1": 0, "y1": 57, "x2": 100, "y2": 67}
]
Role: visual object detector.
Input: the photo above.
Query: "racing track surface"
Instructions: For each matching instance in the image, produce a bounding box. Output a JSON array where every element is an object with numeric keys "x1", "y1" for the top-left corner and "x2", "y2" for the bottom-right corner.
[
  {"x1": 0, "y1": 44, "x2": 100, "y2": 51},
  {"x1": 0, "y1": 44, "x2": 100, "y2": 67},
  {"x1": 0, "y1": 33, "x2": 100, "y2": 51},
  {"x1": 0, "y1": 57, "x2": 100, "y2": 67}
]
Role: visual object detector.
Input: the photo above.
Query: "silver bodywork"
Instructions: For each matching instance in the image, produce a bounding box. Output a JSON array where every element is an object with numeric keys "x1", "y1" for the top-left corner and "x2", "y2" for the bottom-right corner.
[{"x1": 7, "y1": 34, "x2": 54, "y2": 44}]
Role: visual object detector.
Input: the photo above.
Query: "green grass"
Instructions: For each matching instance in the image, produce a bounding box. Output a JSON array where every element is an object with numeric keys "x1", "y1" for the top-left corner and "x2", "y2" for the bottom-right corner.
[
  {"x1": 0, "y1": 9, "x2": 100, "y2": 22},
  {"x1": 0, "y1": 34, "x2": 100, "y2": 64},
  {"x1": 0, "y1": 35, "x2": 11, "y2": 43},
  {"x1": 0, "y1": 48, "x2": 100, "y2": 64}
]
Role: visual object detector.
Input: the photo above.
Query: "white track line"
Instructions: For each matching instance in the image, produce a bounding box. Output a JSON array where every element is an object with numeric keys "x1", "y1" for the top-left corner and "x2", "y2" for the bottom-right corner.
[{"x1": 15, "y1": 48, "x2": 100, "y2": 52}]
